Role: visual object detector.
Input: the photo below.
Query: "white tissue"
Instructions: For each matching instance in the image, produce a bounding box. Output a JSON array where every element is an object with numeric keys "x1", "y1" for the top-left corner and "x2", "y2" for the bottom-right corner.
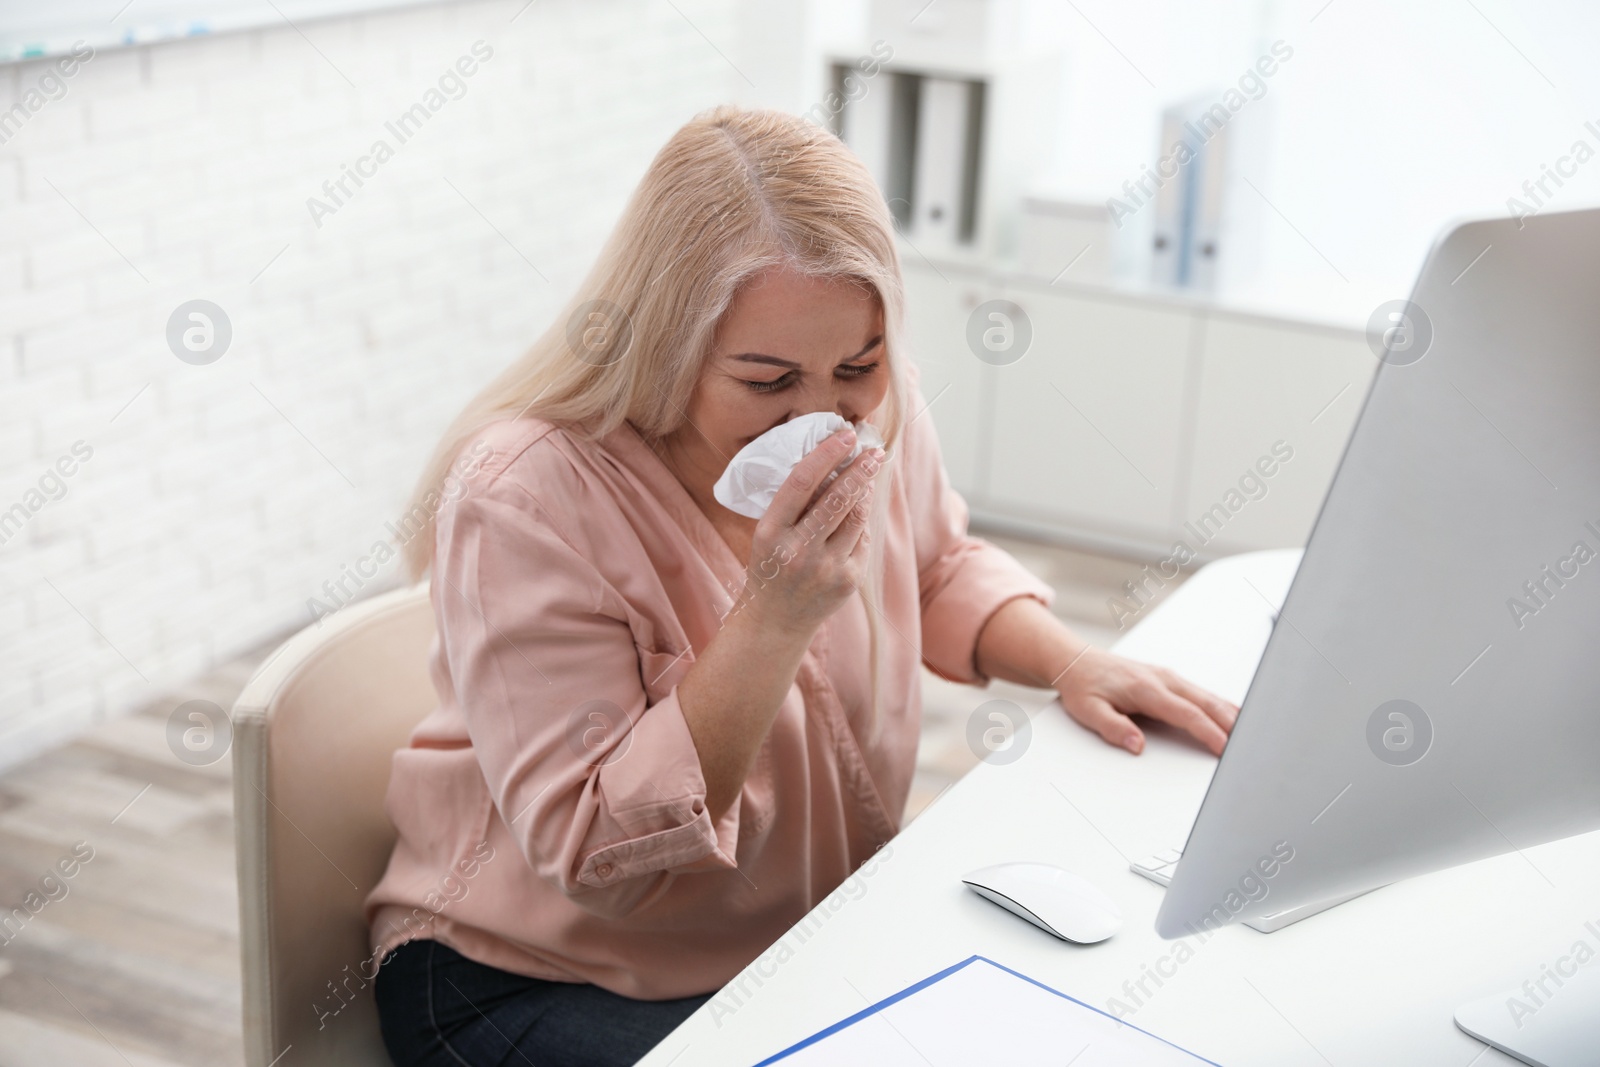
[{"x1": 713, "y1": 411, "x2": 885, "y2": 519}]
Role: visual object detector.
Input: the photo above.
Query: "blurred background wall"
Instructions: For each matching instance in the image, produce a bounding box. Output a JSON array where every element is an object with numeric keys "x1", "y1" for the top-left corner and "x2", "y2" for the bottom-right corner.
[{"x1": 0, "y1": 0, "x2": 740, "y2": 766}]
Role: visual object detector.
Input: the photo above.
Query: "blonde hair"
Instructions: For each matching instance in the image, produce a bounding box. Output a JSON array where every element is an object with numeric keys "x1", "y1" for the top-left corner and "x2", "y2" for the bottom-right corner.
[{"x1": 404, "y1": 103, "x2": 910, "y2": 733}]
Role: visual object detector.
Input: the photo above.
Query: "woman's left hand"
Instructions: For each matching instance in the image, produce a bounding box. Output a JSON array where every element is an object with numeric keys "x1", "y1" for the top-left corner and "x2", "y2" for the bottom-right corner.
[{"x1": 1053, "y1": 647, "x2": 1237, "y2": 757}]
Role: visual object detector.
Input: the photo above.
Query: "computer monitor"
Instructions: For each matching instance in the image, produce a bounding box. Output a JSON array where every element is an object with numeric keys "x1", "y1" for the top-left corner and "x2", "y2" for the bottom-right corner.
[{"x1": 1153, "y1": 206, "x2": 1600, "y2": 1065}]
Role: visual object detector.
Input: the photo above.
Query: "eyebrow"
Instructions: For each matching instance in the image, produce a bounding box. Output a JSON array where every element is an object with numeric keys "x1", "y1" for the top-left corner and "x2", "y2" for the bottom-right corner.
[{"x1": 731, "y1": 335, "x2": 883, "y2": 371}]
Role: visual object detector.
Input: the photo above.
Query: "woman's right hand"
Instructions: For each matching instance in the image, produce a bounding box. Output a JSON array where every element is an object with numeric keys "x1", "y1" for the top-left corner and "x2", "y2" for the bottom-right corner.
[{"x1": 742, "y1": 428, "x2": 885, "y2": 637}]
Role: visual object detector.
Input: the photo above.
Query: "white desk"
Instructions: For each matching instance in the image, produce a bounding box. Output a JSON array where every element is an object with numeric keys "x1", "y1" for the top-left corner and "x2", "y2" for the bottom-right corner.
[{"x1": 638, "y1": 550, "x2": 1600, "y2": 1067}]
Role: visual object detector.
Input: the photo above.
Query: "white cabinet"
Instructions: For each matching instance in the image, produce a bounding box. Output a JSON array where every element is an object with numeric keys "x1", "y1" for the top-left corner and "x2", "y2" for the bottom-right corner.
[
  {"x1": 899, "y1": 250, "x2": 1372, "y2": 559},
  {"x1": 985, "y1": 284, "x2": 1193, "y2": 540},
  {"x1": 1182, "y1": 315, "x2": 1374, "y2": 553},
  {"x1": 900, "y1": 261, "x2": 992, "y2": 499}
]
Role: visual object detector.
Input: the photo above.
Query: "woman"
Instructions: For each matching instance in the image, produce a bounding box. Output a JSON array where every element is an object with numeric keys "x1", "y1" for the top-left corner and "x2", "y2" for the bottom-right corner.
[{"x1": 365, "y1": 104, "x2": 1237, "y2": 1066}]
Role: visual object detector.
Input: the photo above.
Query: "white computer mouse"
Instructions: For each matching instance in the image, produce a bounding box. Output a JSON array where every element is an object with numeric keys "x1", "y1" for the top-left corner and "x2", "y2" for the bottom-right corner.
[{"x1": 961, "y1": 862, "x2": 1122, "y2": 944}]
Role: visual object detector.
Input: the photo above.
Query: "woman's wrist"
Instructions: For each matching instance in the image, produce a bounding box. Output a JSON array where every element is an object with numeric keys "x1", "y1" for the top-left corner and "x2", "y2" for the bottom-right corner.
[
  {"x1": 975, "y1": 596, "x2": 1091, "y2": 690},
  {"x1": 725, "y1": 589, "x2": 819, "y2": 664},
  {"x1": 730, "y1": 572, "x2": 826, "y2": 646}
]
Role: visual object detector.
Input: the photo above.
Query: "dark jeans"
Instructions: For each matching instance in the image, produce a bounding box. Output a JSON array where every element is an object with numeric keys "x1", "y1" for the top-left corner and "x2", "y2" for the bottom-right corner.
[{"x1": 374, "y1": 939, "x2": 711, "y2": 1067}]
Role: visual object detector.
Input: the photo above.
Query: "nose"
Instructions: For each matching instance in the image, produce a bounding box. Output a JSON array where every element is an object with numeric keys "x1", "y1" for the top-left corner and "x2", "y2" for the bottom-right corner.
[{"x1": 787, "y1": 380, "x2": 859, "y2": 426}]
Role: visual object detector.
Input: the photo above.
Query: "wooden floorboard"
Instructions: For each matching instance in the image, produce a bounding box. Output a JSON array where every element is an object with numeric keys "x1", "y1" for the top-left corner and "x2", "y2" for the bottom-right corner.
[{"x1": 0, "y1": 1006, "x2": 180, "y2": 1067}]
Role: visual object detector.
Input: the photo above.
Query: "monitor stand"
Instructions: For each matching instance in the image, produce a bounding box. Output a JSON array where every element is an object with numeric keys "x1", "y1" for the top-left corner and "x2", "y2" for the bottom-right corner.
[{"x1": 1454, "y1": 965, "x2": 1600, "y2": 1067}]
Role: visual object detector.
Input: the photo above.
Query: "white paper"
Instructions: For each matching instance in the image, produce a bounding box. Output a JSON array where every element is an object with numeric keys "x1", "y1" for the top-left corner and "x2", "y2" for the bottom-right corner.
[
  {"x1": 713, "y1": 411, "x2": 885, "y2": 520},
  {"x1": 766, "y1": 957, "x2": 1217, "y2": 1066}
]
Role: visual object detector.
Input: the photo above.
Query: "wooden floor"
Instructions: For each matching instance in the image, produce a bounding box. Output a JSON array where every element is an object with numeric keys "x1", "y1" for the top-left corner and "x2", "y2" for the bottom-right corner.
[
  {"x1": 0, "y1": 534, "x2": 1180, "y2": 1066},
  {"x1": 0, "y1": 654, "x2": 262, "y2": 1067}
]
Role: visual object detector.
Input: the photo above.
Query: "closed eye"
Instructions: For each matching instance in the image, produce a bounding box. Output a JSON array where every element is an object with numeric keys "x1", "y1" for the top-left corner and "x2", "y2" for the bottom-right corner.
[
  {"x1": 744, "y1": 374, "x2": 794, "y2": 394},
  {"x1": 740, "y1": 333, "x2": 883, "y2": 393},
  {"x1": 743, "y1": 360, "x2": 880, "y2": 393}
]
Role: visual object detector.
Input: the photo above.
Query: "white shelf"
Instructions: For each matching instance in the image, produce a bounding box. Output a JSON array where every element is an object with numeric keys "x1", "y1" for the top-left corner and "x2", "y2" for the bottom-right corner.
[{"x1": 906, "y1": 237, "x2": 1372, "y2": 337}]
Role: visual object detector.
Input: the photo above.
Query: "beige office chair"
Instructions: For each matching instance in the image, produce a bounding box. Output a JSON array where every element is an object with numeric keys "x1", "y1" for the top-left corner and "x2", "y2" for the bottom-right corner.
[{"x1": 232, "y1": 583, "x2": 435, "y2": 1067}]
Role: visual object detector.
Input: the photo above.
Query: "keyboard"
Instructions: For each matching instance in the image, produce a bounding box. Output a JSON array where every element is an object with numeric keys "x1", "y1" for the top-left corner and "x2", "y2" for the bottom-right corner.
[{"x1": 1130, "y1": 848, "x2": 1378, "y2": 933}]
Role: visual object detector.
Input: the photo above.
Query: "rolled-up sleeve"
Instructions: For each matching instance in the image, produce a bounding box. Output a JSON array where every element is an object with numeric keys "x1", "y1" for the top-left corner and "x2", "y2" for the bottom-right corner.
[
  {"x1": 435, "y1": 467, "x2": 739, "y2": 919},
  {"x1": 901, "y1": 388, "x2": 1055, "y2": 685}
]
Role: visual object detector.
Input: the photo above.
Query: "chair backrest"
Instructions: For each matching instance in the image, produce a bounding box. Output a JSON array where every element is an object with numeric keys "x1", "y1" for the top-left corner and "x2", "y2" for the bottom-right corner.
[{"x1": 232, "y1": 583, "x2": 436, "y2": 1067}]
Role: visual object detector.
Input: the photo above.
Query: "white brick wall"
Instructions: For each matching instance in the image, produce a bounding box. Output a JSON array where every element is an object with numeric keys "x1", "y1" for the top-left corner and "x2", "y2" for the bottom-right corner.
[{"x1": 0, "y1": 0, "x2": 744, "y2": 768}]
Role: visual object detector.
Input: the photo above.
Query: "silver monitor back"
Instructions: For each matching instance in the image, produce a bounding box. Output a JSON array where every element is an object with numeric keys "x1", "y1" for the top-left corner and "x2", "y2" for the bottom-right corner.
[{"x1": 1156, "y1": 206, "x2": 1600, "y2": 939}]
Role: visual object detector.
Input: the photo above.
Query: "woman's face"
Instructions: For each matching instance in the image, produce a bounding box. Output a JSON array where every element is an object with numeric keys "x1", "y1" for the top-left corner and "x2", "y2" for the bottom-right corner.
[{"x1": 679, "y1": 265, "x2": 889, "y2": 465}]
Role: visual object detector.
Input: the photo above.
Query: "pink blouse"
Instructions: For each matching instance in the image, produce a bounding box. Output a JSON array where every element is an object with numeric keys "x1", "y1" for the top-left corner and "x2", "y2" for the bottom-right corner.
[{"x1": 364, "y1": 389, "x2": 1055, "y2": 999}]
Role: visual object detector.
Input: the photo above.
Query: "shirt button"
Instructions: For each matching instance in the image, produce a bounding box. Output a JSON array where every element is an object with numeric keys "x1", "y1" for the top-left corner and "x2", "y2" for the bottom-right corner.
[{"x1": 596, "y1": 862, "x2": 614, "y2": 878}]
